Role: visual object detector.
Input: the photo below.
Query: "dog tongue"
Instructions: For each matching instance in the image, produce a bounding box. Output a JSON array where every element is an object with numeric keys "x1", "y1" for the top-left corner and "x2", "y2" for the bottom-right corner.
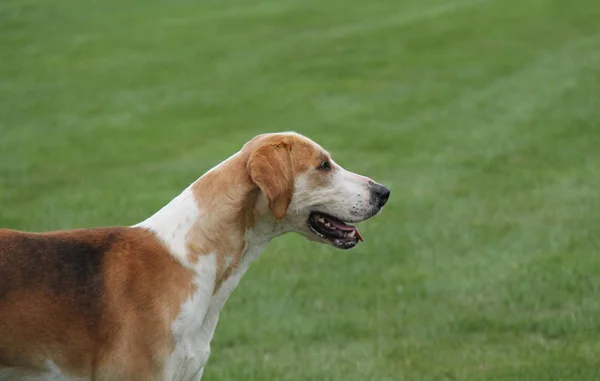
[{"x1": 328, "y1": 218, "x2": 364, "y2": 242}]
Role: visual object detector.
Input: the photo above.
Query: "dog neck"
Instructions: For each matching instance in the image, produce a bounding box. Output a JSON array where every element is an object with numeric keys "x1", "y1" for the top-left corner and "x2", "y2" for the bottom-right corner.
[
  {"x1": 136, "y1": 153, "x2": 290, "y2": 378},
  {"x1": 136, "y1": 151, "x2": 283, "y2": 284}
]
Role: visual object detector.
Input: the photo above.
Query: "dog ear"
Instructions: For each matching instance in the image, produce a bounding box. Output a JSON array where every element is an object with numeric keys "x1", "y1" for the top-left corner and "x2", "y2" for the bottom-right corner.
[{"x1": 247, "y1": 142, "x2": 294, "y2": 220}]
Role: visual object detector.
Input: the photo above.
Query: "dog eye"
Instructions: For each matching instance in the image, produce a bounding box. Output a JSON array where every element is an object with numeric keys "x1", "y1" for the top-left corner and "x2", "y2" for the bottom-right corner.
[{"x1": 317, "y1": 160, "x2": 331, "y2": 171}]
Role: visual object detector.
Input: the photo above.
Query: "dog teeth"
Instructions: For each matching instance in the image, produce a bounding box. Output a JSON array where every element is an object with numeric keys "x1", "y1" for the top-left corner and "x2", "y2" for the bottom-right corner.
[
  {"x1": 348, "y1": 231, "x2": 356, "y2": 238},
  {"x1": 318, "y1": 218, "x2": 326, "y2": 223}
]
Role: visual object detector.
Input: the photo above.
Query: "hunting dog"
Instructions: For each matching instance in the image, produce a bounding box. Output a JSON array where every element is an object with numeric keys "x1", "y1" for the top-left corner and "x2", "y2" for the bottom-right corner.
[{"x1": 0, "y1": 132, "x2": 390, "y2": 380}]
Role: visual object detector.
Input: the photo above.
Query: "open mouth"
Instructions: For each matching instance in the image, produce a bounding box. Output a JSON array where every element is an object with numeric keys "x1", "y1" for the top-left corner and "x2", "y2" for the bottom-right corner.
[{"x1": 308, "y1": 212, "x2": 364, "y2": 250}]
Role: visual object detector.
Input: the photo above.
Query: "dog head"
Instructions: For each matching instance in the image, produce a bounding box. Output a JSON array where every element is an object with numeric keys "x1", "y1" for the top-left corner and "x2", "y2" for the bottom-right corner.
[{"x1": 244, "y1": 132, "x2": 389, "y2": 249}]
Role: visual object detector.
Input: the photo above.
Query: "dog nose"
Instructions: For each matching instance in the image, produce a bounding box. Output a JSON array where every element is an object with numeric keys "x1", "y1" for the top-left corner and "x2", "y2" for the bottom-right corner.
[{"x1": 372, "y1": 183, "x2": 390, "y2": 208}]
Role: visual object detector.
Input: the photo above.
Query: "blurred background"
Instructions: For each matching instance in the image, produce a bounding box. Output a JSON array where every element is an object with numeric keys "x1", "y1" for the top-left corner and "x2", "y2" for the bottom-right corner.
[{"x1": 1, "y1": 0, "x2": 599, "y2": 379}]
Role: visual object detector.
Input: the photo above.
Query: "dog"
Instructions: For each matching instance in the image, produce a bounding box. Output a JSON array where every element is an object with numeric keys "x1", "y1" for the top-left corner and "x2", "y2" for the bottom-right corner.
[{"x1": 0, "y1": 132, "x2": 390, "y2": 381}]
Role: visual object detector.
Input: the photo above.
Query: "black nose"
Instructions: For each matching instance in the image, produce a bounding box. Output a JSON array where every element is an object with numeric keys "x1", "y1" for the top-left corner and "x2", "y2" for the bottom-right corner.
[{"x1": 372, "y1": 183, "x2": 390, "y2": 208}]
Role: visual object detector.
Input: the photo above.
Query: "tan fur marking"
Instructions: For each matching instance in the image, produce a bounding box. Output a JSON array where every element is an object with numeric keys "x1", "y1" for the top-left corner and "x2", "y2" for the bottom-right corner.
[{"x1": 188, "y1": 155, "x2": 257, "y2": 293}]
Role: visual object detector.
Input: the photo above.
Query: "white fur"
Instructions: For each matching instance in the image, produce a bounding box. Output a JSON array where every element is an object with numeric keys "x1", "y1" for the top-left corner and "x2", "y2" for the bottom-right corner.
[
  {"x1": 164, "y1": 242, "x2": 267, "y2": 381},
  {"x1": 162, "y1": 254, "x2": 217, "y2": 381},
  {"x1": 156, "y1": 192, "x2": 281, "y2": 381},
  {"x1": 135, "y1": 185, "x2": 200, "y2": 267},
  {"x1": 293, "y1": 160, "x2": 373, "y2": 221}
]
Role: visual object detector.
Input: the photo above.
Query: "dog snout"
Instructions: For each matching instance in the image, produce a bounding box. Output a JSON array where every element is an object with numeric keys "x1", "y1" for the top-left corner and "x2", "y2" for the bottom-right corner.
[{"x1": 369, "y1": 182, "x2": 390, "y2": 208}]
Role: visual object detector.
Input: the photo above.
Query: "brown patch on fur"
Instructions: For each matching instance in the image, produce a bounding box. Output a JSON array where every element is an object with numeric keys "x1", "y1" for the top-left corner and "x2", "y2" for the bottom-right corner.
[
  {"x1": 0, "y1": 227, "x2": 194, "y2": 380},
  {"x1": 187, "y1": 132, "x2": 330, "y2": 292}
]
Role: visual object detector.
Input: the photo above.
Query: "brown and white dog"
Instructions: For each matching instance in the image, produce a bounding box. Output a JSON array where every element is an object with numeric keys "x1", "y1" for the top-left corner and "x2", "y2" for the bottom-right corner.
[{"x1": 0, "y1": 132, "x2": 390, "y2": 381}]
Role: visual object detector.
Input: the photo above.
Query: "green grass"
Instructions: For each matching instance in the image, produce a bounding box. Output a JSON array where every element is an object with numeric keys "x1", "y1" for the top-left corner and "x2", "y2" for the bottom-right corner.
[{"x1": 2, "y1": 0, "x2": 600, "y2": 379}]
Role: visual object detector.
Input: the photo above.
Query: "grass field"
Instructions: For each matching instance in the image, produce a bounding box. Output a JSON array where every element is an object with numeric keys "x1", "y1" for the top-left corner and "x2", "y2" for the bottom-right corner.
[{"x1": 2, "y1": 0, "x2": 600, "y2": 379}]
